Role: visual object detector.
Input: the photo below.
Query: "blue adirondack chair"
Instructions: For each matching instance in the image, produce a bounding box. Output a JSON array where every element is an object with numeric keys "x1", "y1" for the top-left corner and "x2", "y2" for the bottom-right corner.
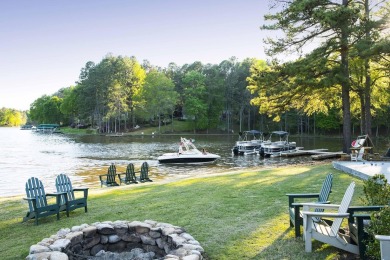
[
  {"x1": 55, "y1": 174, "x2": 88, "y2": 216},
  {"x1": 139, "y1": 162, "x2": 153, "y2": 182},
  {"x1": 23, "y1": 177, "x2": 64, "y2": 225},
  {"x1": 286, "y1": 173, "x2": 333, "y2": 237},
  {"x1": 118, "y1": 163, "x2": 138, "y2": 185},
  {"x1": 99, "y1": 164, "x2": 119, "y2": 187}
]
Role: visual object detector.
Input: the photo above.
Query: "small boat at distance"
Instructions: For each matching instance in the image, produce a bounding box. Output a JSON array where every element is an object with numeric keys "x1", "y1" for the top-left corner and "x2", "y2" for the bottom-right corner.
[
  {"x1": 232, "y1": 130, "x2": 264, "y2": 155},
  {"x1": 158, "y1": 137, "x2": 220, "y2": 163},
  {"x1": 258, "y1": 131, "x2": 297, "y2": 157}
]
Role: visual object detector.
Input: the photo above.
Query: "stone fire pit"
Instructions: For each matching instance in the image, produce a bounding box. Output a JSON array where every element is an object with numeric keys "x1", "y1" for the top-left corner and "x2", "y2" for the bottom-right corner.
[{"x1": 26, "y1": 220, "x2": 204, "y2": 260}]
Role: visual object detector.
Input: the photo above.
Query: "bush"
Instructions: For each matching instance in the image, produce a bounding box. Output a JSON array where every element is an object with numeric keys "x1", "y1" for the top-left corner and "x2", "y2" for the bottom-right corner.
[
  {"x1": 361, "y1": 174, "x2": 390, "y2": 259},
  {"x1": 365, "y1": 206, "x2": 390, "y2": 259},
  {"x1": 361, "y1": 174, "x2": 390, "y2": 205}
]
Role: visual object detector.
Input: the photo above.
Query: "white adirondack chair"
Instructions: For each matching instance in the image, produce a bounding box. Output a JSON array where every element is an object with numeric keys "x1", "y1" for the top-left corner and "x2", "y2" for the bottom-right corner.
[
  {"x1": 302, "y1": 182, "x2": 359, "y2": 254},
  {"x1": 375, "y1": 235, "x2": 390, "y2": 260},
  {"x1": 351, "y1": 147, "x2": 365, "y2": 161}
]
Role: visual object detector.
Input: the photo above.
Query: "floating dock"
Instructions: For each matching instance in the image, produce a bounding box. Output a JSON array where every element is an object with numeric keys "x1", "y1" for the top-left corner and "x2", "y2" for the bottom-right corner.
[{"x1": 280, "y1": 149, "x2": 346, "y2": 160}]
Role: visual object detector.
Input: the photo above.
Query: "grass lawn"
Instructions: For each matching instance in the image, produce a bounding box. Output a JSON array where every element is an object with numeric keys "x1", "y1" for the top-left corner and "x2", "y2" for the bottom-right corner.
[{"x1": 0, "y1": 163, "x2": 365, "y2": 259}]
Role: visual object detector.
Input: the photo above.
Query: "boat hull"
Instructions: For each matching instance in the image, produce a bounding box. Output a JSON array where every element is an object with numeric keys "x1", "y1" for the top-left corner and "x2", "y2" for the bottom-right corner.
[{"x1": 158, "y1": 153, "x2": 220, "y2": 164}]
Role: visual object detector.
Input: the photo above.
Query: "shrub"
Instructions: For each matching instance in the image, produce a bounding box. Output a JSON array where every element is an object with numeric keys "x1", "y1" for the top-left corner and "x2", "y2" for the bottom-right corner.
[
  {"x1": 365, "y1": 206, "x2": 390, "y2": 259},
  {"x1": 361, "y1": 174, "x2": 390, "y2": 259},
  {"x1": 361, "y1": 174, "x2": 390, "y2": 205}
]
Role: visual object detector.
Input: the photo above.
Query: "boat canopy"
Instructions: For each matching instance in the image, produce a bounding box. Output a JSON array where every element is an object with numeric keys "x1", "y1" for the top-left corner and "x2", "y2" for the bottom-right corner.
[{"x1": 271, "y1": 131, "x2": 289, "y2": 136}]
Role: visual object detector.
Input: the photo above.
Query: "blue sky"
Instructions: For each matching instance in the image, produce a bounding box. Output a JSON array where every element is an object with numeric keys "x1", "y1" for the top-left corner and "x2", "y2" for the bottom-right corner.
[{"x1": 1, "y1": 0, "x2": 272, "y2": 110}]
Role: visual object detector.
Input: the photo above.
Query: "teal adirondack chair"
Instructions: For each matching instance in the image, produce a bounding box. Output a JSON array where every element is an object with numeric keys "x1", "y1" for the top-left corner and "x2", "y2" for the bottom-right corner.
[
  {"x1": 55, "y1": 174, "x2": 88, "y2": 215},
  {"x1": 118, "y1": 163, "x2": 138, "y2": 185},
  {"x1": 286, "y1": 173, "x2": 333, "y2": 237},
  {"x1": 139, "y1": 162, "x2": 153, "y2": 182},
  {"x1": 23, "y1": 177, "x2": 64, "y2": 225},
  {"x1": 99, "y1": 164, "x2": 119, "y2": 187}
]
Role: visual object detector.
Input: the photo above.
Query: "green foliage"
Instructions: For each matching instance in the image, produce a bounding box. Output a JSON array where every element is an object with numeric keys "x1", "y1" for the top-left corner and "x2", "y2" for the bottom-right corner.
[
  {"x1": 29, "y1": 95, "x2": 64, "y2": 124},
  {"x1": 0, "y1": 108, "x2": 26, "y2": 126},
  {"x1": 361, "y1": 174, "x2": 390, "y2": 206},
  {"x1": 361, "y1": 174, "x2": 390, "y2": 259},
  {"x1": 315, "y1": 109, "x2": 341, "y2": 131},
  {"x1": 366, "y1": 207, "x2": 390, "y2": 259}
]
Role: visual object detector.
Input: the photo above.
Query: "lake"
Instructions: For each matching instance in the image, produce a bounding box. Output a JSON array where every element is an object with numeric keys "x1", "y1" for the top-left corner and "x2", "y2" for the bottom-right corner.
[{"x1": 0, "y1": 127, "x2": 386, "y2": 197}]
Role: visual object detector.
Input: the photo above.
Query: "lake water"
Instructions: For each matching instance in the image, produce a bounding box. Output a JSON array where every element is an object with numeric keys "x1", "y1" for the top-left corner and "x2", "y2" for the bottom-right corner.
[{"x1": 0, "y1": 127, "x2": 386, "y2": 197}]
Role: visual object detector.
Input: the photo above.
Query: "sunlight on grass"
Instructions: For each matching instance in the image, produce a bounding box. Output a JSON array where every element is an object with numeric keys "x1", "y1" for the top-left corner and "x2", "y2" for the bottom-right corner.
[{"x1": 0, "y1": 163, "x2": 367, "y2": 260}]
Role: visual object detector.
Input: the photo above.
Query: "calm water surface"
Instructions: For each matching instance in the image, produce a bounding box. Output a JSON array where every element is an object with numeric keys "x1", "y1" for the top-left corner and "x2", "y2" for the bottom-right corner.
[{"x1": 0, "y1": 127, "x2": 386, "y2": 197}]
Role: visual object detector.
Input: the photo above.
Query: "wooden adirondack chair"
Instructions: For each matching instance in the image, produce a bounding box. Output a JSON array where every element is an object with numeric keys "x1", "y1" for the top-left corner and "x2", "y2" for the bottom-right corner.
[
  {"x1": 23, "y1": 177, "x2": 64, "y2": 225},
  {"x1": 99, "y1": 164, "x2": 119, "y2": 187},
  {"x1": 351, "y1": 147, "x2": 365, "y2": 161},
  {"x1": 347, "y1": 205, "x2": 385, "y2": 258},
  {"x1": 302, "y1": 182, "x2": 358, "y2": 255},
  {"x1": 139, "y1": 162, "x2": 153, "y2": 182},
  {"x1": 375, "y1": 235, "x2": 390, "y2": 260},
  {"x1": 118, "y1": 163, "x2": 138, "y2": 185},
  {"x1": 287, "y1": 173, "x2": 333, "y2": 237},
  {"x1": 55, "y1": 174, "x2": 88, "y2": 216}
]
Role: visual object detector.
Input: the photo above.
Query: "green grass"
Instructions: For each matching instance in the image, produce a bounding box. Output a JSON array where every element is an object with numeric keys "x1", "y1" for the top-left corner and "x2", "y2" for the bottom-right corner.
[{"x1": 0, "y1": 163, "x2": 365, "y2": 259}]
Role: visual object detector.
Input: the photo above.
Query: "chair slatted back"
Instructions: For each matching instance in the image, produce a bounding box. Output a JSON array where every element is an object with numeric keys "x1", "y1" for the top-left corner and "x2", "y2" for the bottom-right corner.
[
  {"x1": 357, "y1": 147, "x2": 365, "y2": 160},
  {"x1": 55, "y1": 174, "x2": 75, "y2": 203},
  {"x1": 25, "y1": 177, "x2": 48, "y2": 211},
  {"x1": 140, "y1": 162, "x2": 149, "y2": 180},
  {"x1": 126, "y1": 163, "x2": 136, "y2": 181},
  {"x1": 331, "y1": 182, "x2": 355, "y2": 236},
  {"x1": 318, "y1": 173, "x2": 333, "y2": 203},
  {"x1": 107, "y1": 164, "x2": 117, "y2": 183}
]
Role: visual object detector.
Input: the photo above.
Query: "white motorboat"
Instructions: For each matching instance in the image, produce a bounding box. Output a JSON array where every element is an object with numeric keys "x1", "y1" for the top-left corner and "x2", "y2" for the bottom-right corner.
[
  {"x1": 158, "y1": 137, "x2": 221, "y2": 163},
  {"x1": 232, "y1": 130, "x2": 264, "y2": 155},
  {"x1": 258, "y1": 131, "x2": 297, "y2": 157}
]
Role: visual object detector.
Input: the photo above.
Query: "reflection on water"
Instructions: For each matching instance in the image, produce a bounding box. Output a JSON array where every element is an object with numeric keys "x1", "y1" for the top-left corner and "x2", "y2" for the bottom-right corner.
[{"x1": 0, "y1": 127, "x2": 387, "y2": 197}]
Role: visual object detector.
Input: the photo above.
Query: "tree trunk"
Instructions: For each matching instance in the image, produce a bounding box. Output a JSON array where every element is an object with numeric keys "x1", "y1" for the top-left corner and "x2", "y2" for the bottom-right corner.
[
  {"x1": 363, "y1": 0, "x2": 372, "y2": 136},
  {"x1": 341, "y1": 0, "x2": 352, "y2": 153}
]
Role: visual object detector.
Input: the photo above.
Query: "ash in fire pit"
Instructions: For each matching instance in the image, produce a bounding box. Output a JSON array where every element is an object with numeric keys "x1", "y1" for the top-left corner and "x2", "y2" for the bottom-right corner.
[
  {"x1": 26, "y1": 220, "x2": 204, "y2": 260},
  {"x1": 89, "y1": 248, "x2": 155, "y2": 259}
]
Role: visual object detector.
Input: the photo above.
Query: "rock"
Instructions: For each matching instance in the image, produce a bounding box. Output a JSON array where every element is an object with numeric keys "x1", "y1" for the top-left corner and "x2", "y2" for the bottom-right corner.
[
  {"x1": 108, "y1": 234, "x2": 121, "y2": 243},
  {"x1": 96, "y1": 223, "x2": 115, "y2": 235},
  {"x1": 65, "y1": 231, "x2": 83, "y2": 245},
  {"x1": 29, "y1": 245, "x2": 50, "y2": 254},
  {"x1": 140, "y1": 234, "x2": 156, "y2": 246},
  {"x1": 128, "y1": 221, "x2": 152, "y2": 234},
  {"x1": 48, "y1": 251, "x2": 69, "y2": 260},
  {"x1": 82, "y1": 226, "x2": 97, "y2": 238},
  {"x1": 182, "y1": 254, "x2": 200, "y2": 260},
  {"x1": 49, "y1": 239, "x2": 71, "y2": 251},
  {"x1": 82, "y1": 234, "x2": 100, "y2": 249}
]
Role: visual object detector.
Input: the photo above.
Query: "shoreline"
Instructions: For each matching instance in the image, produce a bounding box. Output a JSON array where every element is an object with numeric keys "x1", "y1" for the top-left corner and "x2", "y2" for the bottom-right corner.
[{"x1": 0, "y1": 160, "x2": 333, "y2": 201}]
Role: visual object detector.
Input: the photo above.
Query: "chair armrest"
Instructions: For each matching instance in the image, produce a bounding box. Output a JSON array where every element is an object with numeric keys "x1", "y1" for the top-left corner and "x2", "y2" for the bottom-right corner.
[
  {"x1": 286, "y1": 193, "x2": 320, "y2": 198},
  {"x1": 301, "y1": 203, "x2": 341, "y2": 210},
  {"x1": 302, "y1": 211, "x2": 350, "y2": 218},
  {"x1": 73, "y1": 188, "x2": 88, "y2": 191},
  {"x1": 292, "y1": 201, "x2": 330, "y2": 207},
  {"x1": 23, "y1": 197, "x2": 36, "y2": 201},
  {"x1": 287, "y1": 193, "x2": 320, "y2": 206},
  {"x1": 376, "y1": 235, "x2": 390, "y2": 241},
  {"x1": 99, "y1": 174, "x2": 108, "y2": 181},
  {"x1": 348, "y1": 205, "x2": 384, "y2": 214}
]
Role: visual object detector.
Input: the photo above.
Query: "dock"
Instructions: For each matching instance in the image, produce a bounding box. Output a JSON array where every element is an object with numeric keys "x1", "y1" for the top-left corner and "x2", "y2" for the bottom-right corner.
[{"x1": 280, "y1": 149, "x2": 346, "y2": 160}]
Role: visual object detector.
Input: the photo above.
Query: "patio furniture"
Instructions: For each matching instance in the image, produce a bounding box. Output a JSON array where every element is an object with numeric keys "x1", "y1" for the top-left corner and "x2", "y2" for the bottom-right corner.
[
  {"x1": 23, "y1": 177, "x2": 64, "y2": 225},
  {"x1": 287, "y1": 173, "x2": 333, "y2": 237},
  {"x1": 55, "y1": 173, "x2": 88, "y2": 215}
]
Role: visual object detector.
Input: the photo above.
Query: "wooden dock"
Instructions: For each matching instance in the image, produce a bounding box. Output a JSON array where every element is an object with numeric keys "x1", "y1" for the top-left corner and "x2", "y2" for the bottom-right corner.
[{"x1": 280, "y1": 149, "x2": 346, "y2": 160}]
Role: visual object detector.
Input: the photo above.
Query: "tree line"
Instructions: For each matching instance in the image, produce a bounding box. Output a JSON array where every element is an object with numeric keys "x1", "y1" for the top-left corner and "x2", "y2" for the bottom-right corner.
[{"x1": 8, "y1": 0, "x2": 388, "y2": 154}]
